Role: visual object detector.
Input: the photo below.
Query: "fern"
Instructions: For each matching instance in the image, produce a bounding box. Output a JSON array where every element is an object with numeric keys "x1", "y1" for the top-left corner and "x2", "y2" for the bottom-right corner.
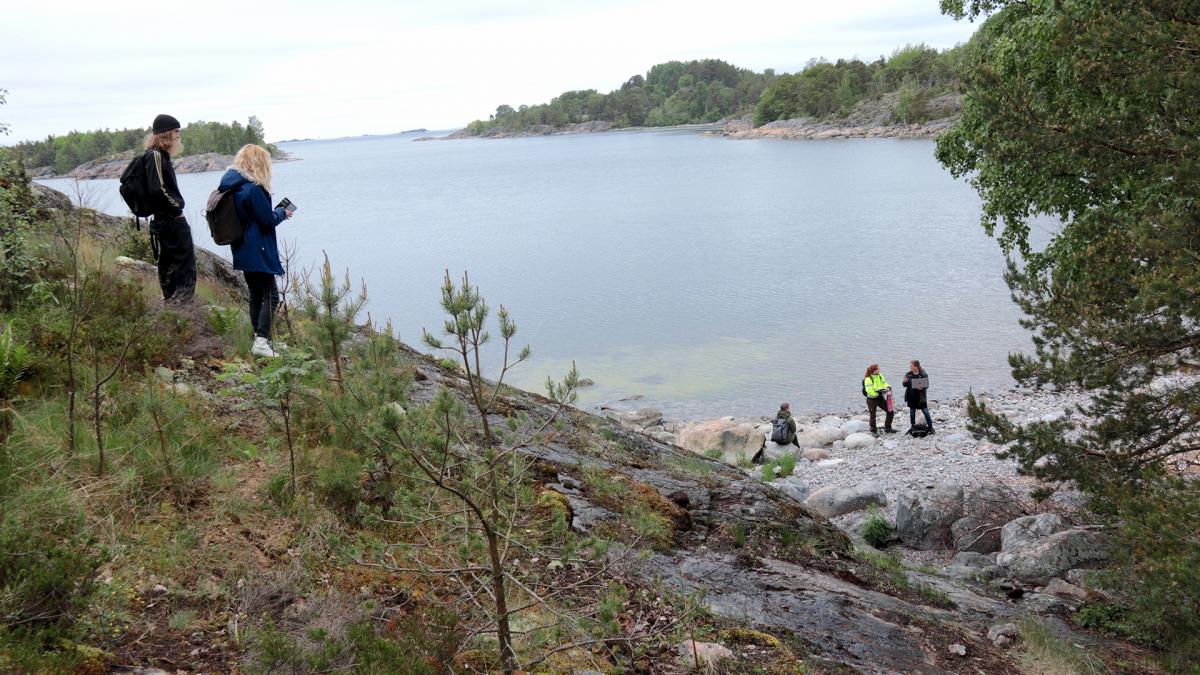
[
  {"x1": 0, "y1": 324, "x2": 31, "y2": 399},
  {"x1": 206, "y1": 305, "x2": 241, "y2": 337}
]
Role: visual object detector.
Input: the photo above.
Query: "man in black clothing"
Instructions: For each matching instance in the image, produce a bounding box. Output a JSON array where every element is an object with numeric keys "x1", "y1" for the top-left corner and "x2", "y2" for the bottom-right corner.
[{"x1": 142, "y1": 114, "x2": 196, "y2": 303}]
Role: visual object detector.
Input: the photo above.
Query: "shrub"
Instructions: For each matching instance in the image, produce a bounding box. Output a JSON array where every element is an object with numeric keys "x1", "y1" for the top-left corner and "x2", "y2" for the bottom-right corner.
[
  {"x1": 0, "y1": 323, "x2": 31, "y2": 400},
  {"x1": 860, "y1": 507, "x2": 893, "y2": 548},
  {"x1": 0, "y1": 483, "x2": 99, "y2": 635}
]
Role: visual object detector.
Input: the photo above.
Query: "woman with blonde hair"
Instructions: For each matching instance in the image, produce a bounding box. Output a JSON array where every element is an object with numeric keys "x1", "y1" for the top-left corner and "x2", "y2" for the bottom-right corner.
[
  {"x1": 862, "y1": 363, "x2": 896, "y2": 435},
  {"x1": 217, "y1": 144, "x2": 293, "y2": 357}
]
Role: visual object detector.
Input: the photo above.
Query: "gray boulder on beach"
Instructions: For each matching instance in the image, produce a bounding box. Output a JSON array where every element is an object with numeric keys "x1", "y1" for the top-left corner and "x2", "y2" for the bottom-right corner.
[
  {"x1": 805, "y1": 482, "x2": 888, "y2": 518},
  {"x1": 896, "y1": 483, "x2": 964, "y2": 550}
]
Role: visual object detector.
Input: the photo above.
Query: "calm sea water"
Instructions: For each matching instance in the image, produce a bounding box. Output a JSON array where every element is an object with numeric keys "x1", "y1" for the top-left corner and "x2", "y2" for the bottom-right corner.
[{"x1": 39, "y1": 129, "x2": 1036, "y2": 420}]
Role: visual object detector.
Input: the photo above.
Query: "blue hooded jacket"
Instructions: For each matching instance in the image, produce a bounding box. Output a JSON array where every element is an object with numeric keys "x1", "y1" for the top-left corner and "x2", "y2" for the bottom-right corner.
[{"x1": 218, "y1": 168, "x2": 287, "y2": 275}]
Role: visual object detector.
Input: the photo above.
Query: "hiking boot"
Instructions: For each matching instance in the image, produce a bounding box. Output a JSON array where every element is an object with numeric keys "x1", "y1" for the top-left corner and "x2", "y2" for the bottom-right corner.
[
  {"x1": 884, "y1": 428, "x2": 898, "y2": 434},
  {"x1": 251, "y1": 336, "x2": 276, "y2": 358}
]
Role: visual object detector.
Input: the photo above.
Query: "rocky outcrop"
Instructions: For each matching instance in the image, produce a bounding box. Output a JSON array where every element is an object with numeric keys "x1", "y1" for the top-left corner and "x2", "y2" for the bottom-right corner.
[
  {"x1": 996, "y1": 527, "x2": 1112, "y2": 583},
  {"x1": 719, "y1": 92, "x2": 962, "y2": 141}
]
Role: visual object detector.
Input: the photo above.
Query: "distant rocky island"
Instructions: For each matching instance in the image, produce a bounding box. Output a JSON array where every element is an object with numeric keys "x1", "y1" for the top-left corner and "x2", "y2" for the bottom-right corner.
[{"x1": 28, "y1": 149, "x2": 296, "y2": 181}]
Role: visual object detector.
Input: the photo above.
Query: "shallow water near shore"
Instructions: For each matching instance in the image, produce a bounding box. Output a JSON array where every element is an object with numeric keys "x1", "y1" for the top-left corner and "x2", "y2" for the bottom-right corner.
[{"x1": 40, "y1": 128, "x2": 1043, "y2": 419}]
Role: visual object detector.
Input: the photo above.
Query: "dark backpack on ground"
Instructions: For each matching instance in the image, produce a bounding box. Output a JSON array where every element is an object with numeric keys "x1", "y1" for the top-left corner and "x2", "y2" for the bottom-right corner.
[
  {"x1": 118, "y1": 152, "x2": 154, "y2": 218},
  {"x1": 204, "y1": 188, "x2": 244, "y2": 245},
  {"x1": 909, "y1": 423, "x2": 930, "y2": 438},
  {"x1": 770, "y1": 417, "x2": 790, "y2": 444}
]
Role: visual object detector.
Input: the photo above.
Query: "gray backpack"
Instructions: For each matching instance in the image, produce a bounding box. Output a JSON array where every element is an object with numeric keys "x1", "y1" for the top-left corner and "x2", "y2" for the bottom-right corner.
[
  {"x1": 204, "y1": 189, "x2": 244, "y2": 245},
  {"x1": 770, "y1": 418, "x2": 790, "y2": 444}
]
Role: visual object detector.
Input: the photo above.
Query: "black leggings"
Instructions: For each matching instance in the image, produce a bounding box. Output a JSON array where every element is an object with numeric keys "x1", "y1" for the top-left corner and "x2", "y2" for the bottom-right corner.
[
  {"x1": 152, "y1": 216, "x2": 196, "y2": 304},
  {"x1": 244, "y1": 272, "x2": 279, "y2": 339}
]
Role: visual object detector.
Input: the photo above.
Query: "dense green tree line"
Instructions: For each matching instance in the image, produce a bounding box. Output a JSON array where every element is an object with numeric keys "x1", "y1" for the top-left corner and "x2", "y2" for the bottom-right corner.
[
  {"x1": 753, "y1": 44, "x2": 963, "y2": 126},
  {"x1": 8, "y1": 116, "x2": 279, "y2": 175},
  {"x1": 464, "y1": 46, "x2": 964, "y2": 136},
  {"x1": 464, "y1": 59, "x2": 776, "y2": 135}
]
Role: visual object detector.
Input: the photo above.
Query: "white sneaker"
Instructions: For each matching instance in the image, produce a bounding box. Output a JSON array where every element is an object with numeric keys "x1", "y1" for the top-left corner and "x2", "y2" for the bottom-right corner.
[{"x1": 251, "y1": 336, "x2": 276, "y2": 358}]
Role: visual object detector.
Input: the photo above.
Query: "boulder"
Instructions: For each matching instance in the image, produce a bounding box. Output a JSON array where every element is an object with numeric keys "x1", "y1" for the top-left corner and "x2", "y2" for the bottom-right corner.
[
  {"x1": 773, "y1": 477, "x2": 812, "y2": 504},
  {"x1": 895, "y1": 484, "x2": 964, "y2": 550},
  {"x1": 1000, "y1": 513, "x2": 1068, "y2": 552},
  {"x1": 795, "y1": 426, "x2": 844, "y2": 447},
  {"x1": 760, "y1": 441, "x2": 791, "y2": 462},
  {"x1": 840, "y1": 419, "x2": 870, "y2": 435},
  {"x1": 996, "y1": 528, "x2": 1112, "y2": 582},
  {"x1": 842, "y1": 432, "x2": 876, "y2": 449},
  {"x1": 605, "y1": 407, "x2": 664, "y2": 431},
  {"x1": 677, "y1": 418, "x2": 764, "y2": 465},
  {"x1": 987, "y1": 623, "x2": 1019, "y2": 649},
  {"x1": 816, "y1": 415, "x2": 843, "y2": 428},
  {"x1": 801, "y1": 448, "x2": 831, "y2": 462},
  {"x1": 1043, "y1": 578, "x2": 1089, "y2": 601},
  {"x1": 805, "y1": 482, "x2": 887, "y2": 518},
  {"x1": 951, "y1": 485, "x2": 1027, "y2": 553}
]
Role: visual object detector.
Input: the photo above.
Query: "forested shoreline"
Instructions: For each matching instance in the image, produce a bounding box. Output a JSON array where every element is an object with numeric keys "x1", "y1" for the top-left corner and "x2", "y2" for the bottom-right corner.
[
  {"x1": 461, "y1": 44, "x2": 963, "y2": 138},
  {"x1": 7, "y1": 117, "x2": 280, "y2": 176}
]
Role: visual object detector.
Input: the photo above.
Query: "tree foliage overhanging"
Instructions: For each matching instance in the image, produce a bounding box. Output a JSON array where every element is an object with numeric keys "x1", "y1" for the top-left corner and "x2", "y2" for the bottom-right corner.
[
  {"x1": 937, "y1": 0, "x2": 1200, "y2": 661},
  {"x1": 6, "y1": 116, "x2": 280, "y2": 175},
  {"x1": 465, "y1": 47, "x2": 964, "y2": 136}
]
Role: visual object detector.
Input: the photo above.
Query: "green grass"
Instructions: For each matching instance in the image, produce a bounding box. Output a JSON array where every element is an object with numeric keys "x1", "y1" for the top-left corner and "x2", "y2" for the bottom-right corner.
[
  {"x1": 1018, "y1": 617, "x2": 1110, "y2": 675},
  {"x1": 859, "y1": 507, "x2": 892, "y2": 548},
  {"x1": 169, "y1": 609, "x2": 197, "y2": 631}
]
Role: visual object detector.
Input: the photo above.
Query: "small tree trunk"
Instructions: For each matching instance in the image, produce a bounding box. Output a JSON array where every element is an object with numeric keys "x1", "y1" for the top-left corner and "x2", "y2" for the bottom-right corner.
[
  {"x1": 152, "y1": 408, "x2": 176, "y2": 490},
  {"x1": 486, "y1": 528, "x2": 516, "y2": 673},
  {"x1": 92, "y1": 349, "x2": 104, "y2": 475},
  {"x1": 282, "y1": 396, "x2": 296, "y2": 497}
]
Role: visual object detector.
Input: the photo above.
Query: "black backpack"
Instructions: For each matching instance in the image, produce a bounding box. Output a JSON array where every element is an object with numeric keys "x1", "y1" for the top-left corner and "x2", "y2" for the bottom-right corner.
[
  {"x1": 861, "y1": 380, "x2": 869, "y2": 397},
  {"x1": 118, "y1": 152, "x2": 154, "y2": 218},
  {"x1": 204, "y1": 188, "x2": 244, "y2": 245},
  {"x1": 909, "y1": 423, "x2": 930, "y2": 438},
  {"x1": 770, "y1": 417, "x2": 790, "y2": 444}
]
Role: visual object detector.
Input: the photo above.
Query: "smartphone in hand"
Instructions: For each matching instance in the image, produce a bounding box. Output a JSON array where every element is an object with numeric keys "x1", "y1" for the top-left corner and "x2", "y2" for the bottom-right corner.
[{"x1": 276, "y1": 197, "x2": 297, "y2": 214}]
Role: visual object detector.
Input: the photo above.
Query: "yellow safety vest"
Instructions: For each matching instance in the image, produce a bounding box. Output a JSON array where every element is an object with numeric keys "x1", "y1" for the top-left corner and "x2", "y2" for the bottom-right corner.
[{"x1": 864, "y1": 373, "x2": 889, "y2": 398}]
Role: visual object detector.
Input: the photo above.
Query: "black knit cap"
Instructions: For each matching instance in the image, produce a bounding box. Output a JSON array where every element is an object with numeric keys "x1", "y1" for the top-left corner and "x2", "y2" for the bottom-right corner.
[{"x1": 152, "y1": 114, "x2": 181, "y2": 134}]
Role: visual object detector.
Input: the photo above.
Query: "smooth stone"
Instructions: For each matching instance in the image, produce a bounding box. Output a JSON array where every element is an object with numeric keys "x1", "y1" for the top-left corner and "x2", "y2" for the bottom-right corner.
[
  {"x1": 843, "y1": 432, "x2": 876, "y2": 449},
  {"x1": 805, "y1": 482, "x2": 887, "y2": 518}
]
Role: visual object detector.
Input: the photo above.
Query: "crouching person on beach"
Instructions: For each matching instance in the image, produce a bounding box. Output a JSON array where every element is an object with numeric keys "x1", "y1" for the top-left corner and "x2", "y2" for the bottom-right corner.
[
  {"x1": 772, "y1": 402, "x2": 800, "y2": 448},
  {"x1": 219, "y1": 145, "x2": 293, "y2": 358},
  {"x1": 863, "y1": 364, "x2": 896, "y2": 434}
]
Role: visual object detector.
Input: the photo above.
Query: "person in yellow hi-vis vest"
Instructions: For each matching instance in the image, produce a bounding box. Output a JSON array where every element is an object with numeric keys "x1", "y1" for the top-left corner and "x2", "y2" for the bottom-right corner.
[{"x1": 863, "y1": 363, "x2": 897, "y2": 435}]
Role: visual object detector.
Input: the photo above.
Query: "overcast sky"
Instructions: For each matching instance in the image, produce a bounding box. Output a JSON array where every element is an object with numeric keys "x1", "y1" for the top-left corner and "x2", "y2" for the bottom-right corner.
[{"x1": 1, "y1": 0, "x2": 978, "y2": 143}]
